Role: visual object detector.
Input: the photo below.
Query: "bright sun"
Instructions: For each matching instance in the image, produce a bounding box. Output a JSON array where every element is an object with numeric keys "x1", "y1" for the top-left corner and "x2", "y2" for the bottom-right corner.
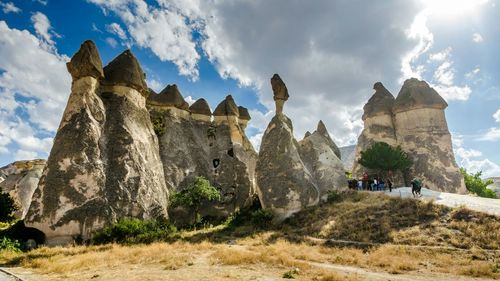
[{"x1": 421, "y1": 0, "x2": 489, "y2": 19}]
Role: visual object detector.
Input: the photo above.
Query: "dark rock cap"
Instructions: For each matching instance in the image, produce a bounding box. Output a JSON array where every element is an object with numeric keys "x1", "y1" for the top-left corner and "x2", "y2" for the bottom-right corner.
[
  {"x1": 362, "y1": 82, "x2": 395, "y2": 120},
  {"x1": 148, "y1": 84, "x2": 189, "y2": 110},
  {"x1": 189, "y1": 98, "x2": 211, "y2": 115},
  {"x1": 238, "y1": 106, "x2": 251, "y2": 120},
  {"x1": 271, "y1": 74, "x2": 289, "y2": 101},
  {"x1": 304, "y1": 131, "x2": 312, "y2": 138},
  {"x1": 314, "y1": 120, "x2": 341, "y2": 159},
  {"x1": 103, "y1": 49, "x2": 148, "y2": 93},
  {"x1": 393, "y1": 78, "x2": 448, "y2": 113},
  {"x1": 213, "y1": 95, "x2": 240, "y2": 116},
  {"x1": 67, "y1": 40, "x2": 104, "y2": 80}
]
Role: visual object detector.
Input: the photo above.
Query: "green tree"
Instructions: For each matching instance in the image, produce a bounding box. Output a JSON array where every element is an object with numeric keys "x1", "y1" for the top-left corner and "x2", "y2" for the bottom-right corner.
[
  {"x1": 459, "y1": 168, "x2": 497, "y2": 198},
  {"x1": 358, "y1": 142, "x2": 412, "y2": 179},
  {"x1": 170, "y1": 176, "x2": 221, "y2": 224},
  {"x1": 0, "y1": 187, "x2": 17, "y2": 223}
]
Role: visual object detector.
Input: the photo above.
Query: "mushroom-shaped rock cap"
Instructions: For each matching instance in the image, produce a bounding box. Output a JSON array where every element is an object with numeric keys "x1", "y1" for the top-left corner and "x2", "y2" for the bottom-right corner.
[
  {"x1": 362, "y1": 82, "x2": 395, "y2": 120},
  {"x1": 238, "y1": 106, "x2": 251, "y2": 120},
  {"x1": 151, "y1": 84, "x2": 189, "y2": 110},
  {"x1": 394, "y1": 78, "x2": 448, "y2": 113},
  {"x1": 271, "y1": 74, "x2": 289, "y2": 101},
  {"x1": 103, "y1": 49, "x2": 147, "y2": 93},
  {"x1": 67, "y1": 40, "x2": 104, "y2": 80},
  {"x1": 189, "y1": 98, "x2": 211, "y2": 115},
  {"x1": 213, "y1": 95, "x2": 240, "y2": 116}
]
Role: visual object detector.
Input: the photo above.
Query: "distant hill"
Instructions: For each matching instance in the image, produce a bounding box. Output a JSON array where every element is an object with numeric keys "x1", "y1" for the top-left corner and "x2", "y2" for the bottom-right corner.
[{"x1": 339, "y1": 145, "x2": 356, "y2": 171}]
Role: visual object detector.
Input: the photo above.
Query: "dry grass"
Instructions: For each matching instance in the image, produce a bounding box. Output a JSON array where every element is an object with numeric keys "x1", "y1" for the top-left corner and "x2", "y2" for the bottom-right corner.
[
  {"x1": 1, "y1": 191, "x2": 499, "y2": 280},
  {"x1": 282, "y1": 191, "x2": 500, "y2": 250}
]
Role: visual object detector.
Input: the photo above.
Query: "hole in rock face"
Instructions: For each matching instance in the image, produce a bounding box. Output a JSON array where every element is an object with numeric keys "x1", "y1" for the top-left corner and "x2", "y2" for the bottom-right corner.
[
  {"x1": 213, "y1": 159, "x2": 220, "y2": 168},
  {"x1": 227, "y1": 148, "x2": 234, "y2": 157}
]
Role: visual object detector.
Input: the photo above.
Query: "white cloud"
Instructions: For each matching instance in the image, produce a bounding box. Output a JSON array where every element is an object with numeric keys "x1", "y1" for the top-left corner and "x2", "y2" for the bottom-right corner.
[
  {"x1": 428, "y1": 47, "x2": 451, "y2": 62},
  {"x1": 105, "y1": 37, "x2": 118, "y2": 48},
  {"x1": 33, "y1": 0, "x2": 48, "y2": 5},
  {"x1": 146, "y1": 78, "x2": 163, "y2": 93},
  {"x1": 184, "y1": 95, "x2": 195, "y2": 106},
  {"x1": 432, "y1": 84, "x2": 471, "y2": 101},
  {"x1": 106, "y1": 22, "x2": 127, "y2": 40},
  {"x1": 14, "y1": 149, "x2": 38, "y2": 161},
  {"x1": 465, "y1": 67, "x2": 480, "y2": 79},
  {"x1": 479, "y1": 127, "x2": 500, "y2": 141},
  {"x1": 31, "y1": 12, "x2": 57, "y2": 46},
  {"x1": 472, "y1": 32, "x2": 484, "y2": 43},
  {"x1": 89, "y1": 0, "x2": 201, "y2": 79},
  {"x1": 493, "y1": 109, "x2": 500, "y2": 123},
  {"x1": 433, "y1": 61, "x2": 454, "y2": 86},
  {"x1": 1, "y1": 2, "x2": 21, "y2": 13},
  {"x1": 0, "y1": 20, "x2": 70, "y2": 161},
  {"x1": 453, "y1": 134, "x2": 500, "y2": 178},
  {"x1": 249, "y1": 132, "x2": 263, "y2": 152}
]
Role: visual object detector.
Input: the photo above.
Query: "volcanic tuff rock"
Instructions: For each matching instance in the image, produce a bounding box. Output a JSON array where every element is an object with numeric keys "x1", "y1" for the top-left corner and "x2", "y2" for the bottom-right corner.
[
  {"x1": 256, "y1": 74, "x2": 345, "y2": 220},
  {"x1": 0, "y1": 160, "x2": 46, "y2": 219},
  {"x1": 352, "y1": 82, "x2": 401, "y2": 183},
  {"x1": 299, "y1": 121, "x2": 346, "y2": 201},
  {"x1": 25, "y1": 41, "x2": 169, "y2": 245},
  {"x1": 393, "y1": 79, "x2": 465, "y2": 193},
  {"x1": 148, "y1": 92, "x2": 257, "y2": 222},
  {"x1": 352, "y1": 79, "x2": 465, "y2": 193}
]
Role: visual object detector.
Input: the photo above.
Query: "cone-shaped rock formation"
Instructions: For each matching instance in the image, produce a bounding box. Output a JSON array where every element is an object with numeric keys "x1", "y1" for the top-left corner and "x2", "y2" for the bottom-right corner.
[{"x1": 25, "y1": 41, "x2": 169, "y2": 245}]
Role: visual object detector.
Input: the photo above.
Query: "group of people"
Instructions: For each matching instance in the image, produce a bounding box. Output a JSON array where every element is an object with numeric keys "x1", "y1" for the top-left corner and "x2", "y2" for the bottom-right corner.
[{"x1": 347, "y1": 172, "x2": 393, "y2": 192}]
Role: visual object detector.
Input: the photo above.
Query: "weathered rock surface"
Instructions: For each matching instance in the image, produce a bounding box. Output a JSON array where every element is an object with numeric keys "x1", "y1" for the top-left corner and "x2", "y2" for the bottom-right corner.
[
  {"x1": 352, "y1": 82, "x2": 401, "y2": 183},
  {"x1": 393, "y1": 79, "x2": 465, "y2": 193},
  {"x1": 339, "y1": 145, "x2": 356, "y2": 171},
  {"x1": 486, "y1": 177, "x2": 500, "y2": 197},
  {"x1": 147, "y1": 93, "x2": 257, "y2": 222},
  {"x1": 257, "y1": 114, "x2": 319, "y2": 220},
  {"x1": 299, "y1": 121, "x2": 346, "y2": 200},
  {"x1": 257, "y1": 74, "x2": 346, "y2": 220},
  {"x1": 25, "y1": 42, "x2": 169, "y2": 245},
  {"x1": 352, "y1": 79, "x2": 465, "y2": 193},
  {"x1": 0, "y1": 160, "x2": 46, "y2": 219}
]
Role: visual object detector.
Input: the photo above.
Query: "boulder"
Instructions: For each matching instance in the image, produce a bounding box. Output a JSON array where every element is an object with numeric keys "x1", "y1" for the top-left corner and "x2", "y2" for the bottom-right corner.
[{"x1": 0, "y1": 160, "x2": 46, "y2": 219}]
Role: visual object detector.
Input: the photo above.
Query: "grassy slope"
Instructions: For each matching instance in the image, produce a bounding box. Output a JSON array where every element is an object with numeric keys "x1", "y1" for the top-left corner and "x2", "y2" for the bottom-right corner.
[{"x1": 1, "y1": 191, "x2": 499, "y2": 280}]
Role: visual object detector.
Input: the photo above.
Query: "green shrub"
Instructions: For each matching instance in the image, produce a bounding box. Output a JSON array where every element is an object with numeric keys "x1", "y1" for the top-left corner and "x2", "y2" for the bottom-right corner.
[
  {"x1": 152, "y1": 116, "x2": 166, "y2": 136},
  {"x1": 326, "y1": 190, "x2": 342, "y2": 203},
  {"x1": 251, "y1": 209, "x2": 274, "y2": 228},
  {"x1": 92, "y1": 218, "x2": 177, "y2": 245},
  {"x1": 283, "y1": 268, "x2": 299, "y2": 279},
  {"x1": 170, "y1": 176, "x2": 221, "y2": 224},
  {"x1": 0, "y1": 187, "x2": 17, "y2": 223},
  {"x1": 0, "y1": 237, "x2": 21, "y2": 252},
  {"x1": 460, "y1": 168, "x2": 497, "y2": 199}
]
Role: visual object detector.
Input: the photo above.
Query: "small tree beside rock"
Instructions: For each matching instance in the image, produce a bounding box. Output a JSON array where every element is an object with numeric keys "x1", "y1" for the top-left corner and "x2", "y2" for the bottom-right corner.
[{"x1": 170, "y1": 176, "x2": 221, "y2": 225}]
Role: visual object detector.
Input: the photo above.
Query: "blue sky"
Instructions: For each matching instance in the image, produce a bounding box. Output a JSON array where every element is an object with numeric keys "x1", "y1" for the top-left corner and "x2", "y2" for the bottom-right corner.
[{"x1": 0, "y1": 0, "x2": 499, "y2": 177}]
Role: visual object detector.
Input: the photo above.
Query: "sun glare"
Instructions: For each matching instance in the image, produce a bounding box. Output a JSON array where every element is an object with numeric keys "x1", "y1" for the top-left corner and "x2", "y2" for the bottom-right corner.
[{"x1": 421, "y1": 0, "x2": 489, "y2": 19}]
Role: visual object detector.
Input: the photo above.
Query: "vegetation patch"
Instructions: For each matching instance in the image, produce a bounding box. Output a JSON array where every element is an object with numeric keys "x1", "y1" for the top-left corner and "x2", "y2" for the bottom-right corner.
[{"x1": 91, "y1": 218, "x2": 177, "y2": 245}]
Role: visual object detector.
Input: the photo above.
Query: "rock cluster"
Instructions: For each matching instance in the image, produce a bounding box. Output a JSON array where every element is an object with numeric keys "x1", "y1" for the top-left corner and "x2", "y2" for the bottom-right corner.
[
  {"x1": 148, "y1": 88, "x2": 257, "y2": 222},
  {"x1": 353, "y1": 79, "x2": 465, "y2": 193},
  {"x1": 256, "y1": 74, "x2": 346, "y2": 220},
  {"x1": 24, "y1": 41, "x2": 169, "y2": 245},
  {"x1": 0, "y1": 160, "x2": 46, "y2": 219}
]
